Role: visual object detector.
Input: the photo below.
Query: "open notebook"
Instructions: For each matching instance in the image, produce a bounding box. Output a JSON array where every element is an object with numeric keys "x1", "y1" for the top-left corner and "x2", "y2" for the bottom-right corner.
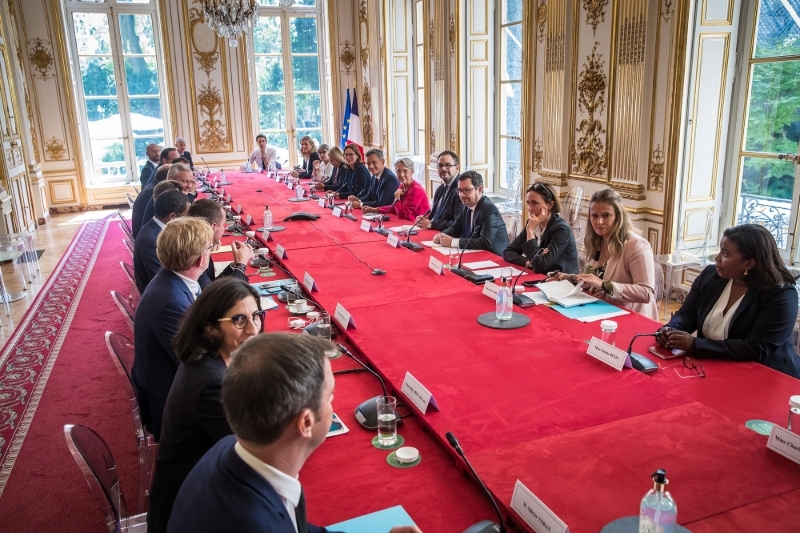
[{"x1": 536, "y1": 280, "x2": 599, "y2": 307}]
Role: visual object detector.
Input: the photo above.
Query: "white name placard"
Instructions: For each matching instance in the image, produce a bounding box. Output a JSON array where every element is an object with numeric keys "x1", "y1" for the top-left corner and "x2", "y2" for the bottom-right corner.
[
  {"x1": 275, "y1": 244, "x2": 287, "y2": 259},
  {"x1": 237, "y1": 204, "x2": 243, "y2": 214},
  {"x1": 275, "y1": 175, "x2": 281, "y2": 182},
  {"x1": 303, "y1": 272, "x2": 318, "y2": 293},
  {"x1": 334, "y1": 302, "x2": 356, "y2": 329},
  {"x1": 226, "y1": 194, "x2": 232, "y2": 203},
  {"x1": 387, "y1": 233, "x2": 400, "y2": 248},
  {"x1": 287, "y1": 182, "x2": 294, "y2": 190},
  {"x1": 482, "y1": 281, "x2": 500, "y2": 301},
  {"x1": 767, "y1": 425, "x2": 800, "y2": 466},
  {"x1": 261, "y1": 230, "x2": 272, "y2": 241},
  {"x1": 246, "y1": 214, "x2": 254, "y2": 225},
  {"x1": 511, "y1": 480, "x2": 568, "y2": 533},
  {"x1": 401, "y1": 372, "x2": 439, "y2": 414},
  {"x1": 586, "y1": 337, "x2": 632, "y2": 371},
  {"x1": 428, "y1": 256, "x2": 444, "y2": 275},
  {"x1": 318, "y1": 198, "x2": 327, "y2": 208},
  {"x1": 332, "y1": 206, "x2": 343, "y2": 217},
  {"x1": 360, "y1": 220, "x2": 373, "y2": 232}
]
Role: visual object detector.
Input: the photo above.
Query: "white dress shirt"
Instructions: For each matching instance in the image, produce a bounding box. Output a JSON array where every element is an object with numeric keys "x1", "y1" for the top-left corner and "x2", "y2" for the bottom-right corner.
[
  {"x1": 175, "y1": 272, "x2": 201, "y2": 299},
  {"x1": 702, "y1": 279, "x2": 746, "y2": 340},
  {"x1": 154, "y1": 218, "x2": 166, "y2": 230},
  {"x1": 451, "y1": 207, "x2": 476, "y2": 249},
  {"x1": 249, "y1": 147, "x2": 278, "y2": 169},
  {"x1": 235, "y1": 441, "x2": 302, "y2": 532}
]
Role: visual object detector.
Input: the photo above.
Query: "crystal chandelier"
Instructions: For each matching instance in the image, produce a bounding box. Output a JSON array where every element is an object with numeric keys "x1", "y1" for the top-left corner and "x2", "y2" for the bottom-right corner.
[{"x1": 201, "y1": 0, "x2": 259, "y2": 48}]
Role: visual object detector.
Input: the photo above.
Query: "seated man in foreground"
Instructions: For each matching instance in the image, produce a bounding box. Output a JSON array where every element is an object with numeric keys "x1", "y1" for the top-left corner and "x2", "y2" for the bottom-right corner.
[{"x1": 168, "y1": 333, "x2": 420, "y2": 533}]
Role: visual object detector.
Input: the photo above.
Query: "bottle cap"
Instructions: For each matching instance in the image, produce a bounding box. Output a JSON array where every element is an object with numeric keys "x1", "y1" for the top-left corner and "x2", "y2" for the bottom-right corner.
[
  {"x1": 651, "y1": 469, "x2": 668, "y2": 492},
  {"x1": 600, "y1": 320, "x2": 618, "y2": 331},
  {"x1": 789, "y1": 395, "x2": 800, "y2": 410}
]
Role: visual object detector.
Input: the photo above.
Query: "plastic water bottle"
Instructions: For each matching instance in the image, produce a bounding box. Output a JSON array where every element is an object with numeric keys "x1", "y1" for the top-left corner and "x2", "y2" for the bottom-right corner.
[
  {"x1": 246, "y1": 160, "x2": 252, "y2": 172},
  {"x1": 220, "y1": 169, "x2": 226, "y2": 183},
  {"x1": 639, "y1": 469, "x2": 677, "y2": 533},
  {"x1": 263, "y1": 205, "x2": 273, "y2": 231},
  {"x1": 496, "y1": 277, "x2": 513, "y2": 321}
]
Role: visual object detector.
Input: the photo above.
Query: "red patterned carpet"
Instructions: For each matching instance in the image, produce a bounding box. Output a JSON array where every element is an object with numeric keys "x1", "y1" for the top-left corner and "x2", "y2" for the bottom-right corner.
[{"x1": 0, "y1": 220, "x2": 138, "y2": 533}]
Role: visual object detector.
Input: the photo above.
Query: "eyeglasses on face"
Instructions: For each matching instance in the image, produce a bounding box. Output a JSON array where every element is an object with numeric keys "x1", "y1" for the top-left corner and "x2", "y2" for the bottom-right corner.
[
  {"x1": 437, "y1": 163, "x2": 457, "y2": 169},
  {"x1": 344, "y1": 152, "x2": 357, "y2": 158},
  {"x1": 458, "y1": 187, "x2": 476, "y2": 195},
  {"x1": 532, "y1": 182, "x2": 553, "y2": 202},
  {"x1": 206, "y1": 243, "x2": 219, "y2": 253},
  {"x1": 218, "y1": 310, "x2": 267, "y2": 329}
]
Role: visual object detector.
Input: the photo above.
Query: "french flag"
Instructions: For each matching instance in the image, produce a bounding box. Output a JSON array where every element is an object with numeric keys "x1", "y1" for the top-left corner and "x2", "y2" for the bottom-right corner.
[
  {"x1": 346, "y1": 91, "x2": 365, "y2": 160},
  {"x1": 340, "y1": 88, "x2": 351, "y2": 150}
]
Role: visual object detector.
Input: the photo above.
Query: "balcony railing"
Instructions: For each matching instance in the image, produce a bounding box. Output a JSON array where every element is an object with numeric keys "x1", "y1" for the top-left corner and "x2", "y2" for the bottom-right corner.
[{"x1": 737, "y1": 193, "x2": 791, "y2": 248}]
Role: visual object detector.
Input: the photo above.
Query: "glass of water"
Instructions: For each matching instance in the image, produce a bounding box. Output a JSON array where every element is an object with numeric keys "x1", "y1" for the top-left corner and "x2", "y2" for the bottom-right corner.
[
  {"x1": 316, "y1": 312, "x2": 331, "y2": 340},
  {"x1": 295, "y1": 185, "x2": 304, "y2": 199},
  {"x1": 376, "y1": 396, "x2": 398, "y2": 446},
  {"x1": 448, "y1": 248, "x2": 459, "y2": 269}
]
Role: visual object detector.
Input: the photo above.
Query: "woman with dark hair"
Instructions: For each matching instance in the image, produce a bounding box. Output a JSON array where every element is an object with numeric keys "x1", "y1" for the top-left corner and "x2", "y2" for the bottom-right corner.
[
  {"x1": 659, "y1": 224, "x2": 800, "y2": 378},
  {"x1": 502, "y1": 182, "x2": 578, "y2": 273},
  {"x1": 147, "y1": 278, "x2": 265, "y2": 533},
  {"x1": 317, "y1": 143, "x2": 372, "y2": 199}
]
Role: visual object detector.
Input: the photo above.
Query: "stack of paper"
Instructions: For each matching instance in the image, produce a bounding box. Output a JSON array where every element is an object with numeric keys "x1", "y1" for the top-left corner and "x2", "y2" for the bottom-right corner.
[
  {"x1": 420, "y1": 241, "x2": 482, "y2": 256},
  {"x1": 328, "y1": 505, "x2": 416, "y2": 532},
  {"x1": 472, "y1": 266, "x2": 526, "y2": 278},
  {"x1": 536, "y1": 280, "x2": 599, "y2": 307}
]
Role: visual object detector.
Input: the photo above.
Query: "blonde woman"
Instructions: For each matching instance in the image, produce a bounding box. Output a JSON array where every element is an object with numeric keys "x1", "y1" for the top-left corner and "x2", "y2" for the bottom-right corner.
[
  {"x1": 291, "y1": 135, "x2": 319, "y2": 179},
  {"x1": 551, "y1": 188, "x2": 658, "y2": 319},
  {"x1": 318, "y1": 146, "x2": 345, "y2": 189}
]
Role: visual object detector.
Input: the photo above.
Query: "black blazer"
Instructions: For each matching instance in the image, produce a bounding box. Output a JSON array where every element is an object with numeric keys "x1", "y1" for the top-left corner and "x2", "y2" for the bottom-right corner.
[
  {"x1": 168, "y1": 435, "x2": 330, "y2": 533},
  {"x1": 502, "y1": 214, "x2": 579, "y2": 274},
  {"x1": 667, "y1": 265, "x2": 800, "y2": 378},
  {"x1": 132, "y1": 269, "x2": 195, "y2": 441},
  {"x1": 443, "y1": 196, "x2": 509, "y2": 256},
  {"x1": 181, "y1": 151, "x2": 194, "y2": 170},
  {"x1": 333, "y1": 164, "x2": 372, "y2": 199},
  {"x1": 131, "y1": 180, "x2": 156, "y2": 239},
  {"x1": 140, "y1": 161, "x2": 157, "y2": 188},
  {"x1": 197, "y1": 256, "x2": 248, "y2": 289},
  {"x1": 429, "y1": 179, "x2": 461, "y2": 231},
  {"x1": 360, "y1": 167, "x2": 399, "y2": 207},
  {"x1": 147, "y1": 355, "x2": 232, "y2": 533},
  {"x1": 133, "y1": 218, "x2": 163, "y2": 293},
  {"x1": 297, "y1": 151, "x2": 320, "y2": 179}
]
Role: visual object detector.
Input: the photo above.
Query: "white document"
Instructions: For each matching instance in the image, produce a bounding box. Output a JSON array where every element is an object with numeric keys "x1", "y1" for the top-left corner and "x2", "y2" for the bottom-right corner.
[
  {"x1": 472, "y1": 267, "x2": 526, "y2": 279},
  {"x1": 388, "y1": 225, "x2": 417, "y2": 233},
  {"x1": 259, "y1": 296, "x2": 280, "y2": 311},
  {"x1": 214, "y1": 260, "x2": 231, "y2": 276},
  {"x1": 211, "y1": 245, "x2": 232, "y2": 254},
  {"x1": 767, "y1": 425, "x2": 800, "y2": 466},
  {"x1": 462, "y1": 260, "x2": 500, "y2": 269},
  {"x1": 421, "y1": 241, "x2": 482, "y2": 256},
  {"x1": 537, "y1": 280, "x2": 598, "y2": 307},
  {"x1": 510, "y1": 480, "x2": 568, "y2": 533},
  {"x1": 523, "y1": 291, "x2": 551, "y2": 305}
]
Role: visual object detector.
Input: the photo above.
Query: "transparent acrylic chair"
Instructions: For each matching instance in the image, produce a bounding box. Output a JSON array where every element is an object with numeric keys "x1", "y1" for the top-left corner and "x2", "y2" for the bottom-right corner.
[
  {"x1": 120, "y1": 262, "x2": 140, "y2": 309},
  {"x1": 110, "y1": 291, "x2": 135, "y2": 334},
  {"x1": 0, "y1": 234, "x2": 29, "y2": 309},
  {"x1": 64, "y1": 424, "x2": 147, "y2": 532}
]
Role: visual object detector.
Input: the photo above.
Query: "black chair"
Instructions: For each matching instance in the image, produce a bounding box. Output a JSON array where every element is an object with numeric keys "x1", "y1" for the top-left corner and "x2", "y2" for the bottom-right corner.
[{"x1": 63, "y1": 424, "x2": 147, "y2": 532}]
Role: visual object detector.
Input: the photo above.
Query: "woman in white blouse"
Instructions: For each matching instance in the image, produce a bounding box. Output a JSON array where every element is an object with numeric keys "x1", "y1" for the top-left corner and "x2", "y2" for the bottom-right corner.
[
  {"x1": 659, "y1": 224, "x2": 800, "y2": 378},
  {"x1": 311, "y1": 144, "x2": 333, "y2": 183}
]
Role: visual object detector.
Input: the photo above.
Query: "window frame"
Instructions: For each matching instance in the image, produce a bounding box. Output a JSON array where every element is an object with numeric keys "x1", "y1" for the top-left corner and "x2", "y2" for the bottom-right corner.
[{"x1": 493, "y1": 0, "x2": 523, "y2": 194}]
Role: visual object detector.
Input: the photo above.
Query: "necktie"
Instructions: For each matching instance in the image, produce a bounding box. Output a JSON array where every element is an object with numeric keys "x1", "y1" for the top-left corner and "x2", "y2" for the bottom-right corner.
[
  {"x1": 295, "y1": 490, "x2": 308, "y2": 533},
  {"x1": 261, "y1": 152, "x2": 267, "y2": 170},
  {"x1": 433, "y1": 184, "x2": 448, "y2": 219},
  {"x1": 464, "y1": 208, "x2": 472, "y2": 239}
]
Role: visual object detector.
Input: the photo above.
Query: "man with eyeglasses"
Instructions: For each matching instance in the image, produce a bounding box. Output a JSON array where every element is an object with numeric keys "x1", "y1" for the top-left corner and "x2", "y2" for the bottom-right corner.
[
  {"x1": 433, "y1": 170, "x2": 509, "y2": 255},
  {"x1": 416, "y1": 151, "x2": 462, "y2": 231},
  {"x1": 188, "y1": 199, "x2": 253, "y2": 290},
  {"x1": 133, "y1": 217, "x2": 216, "y2": 442}
]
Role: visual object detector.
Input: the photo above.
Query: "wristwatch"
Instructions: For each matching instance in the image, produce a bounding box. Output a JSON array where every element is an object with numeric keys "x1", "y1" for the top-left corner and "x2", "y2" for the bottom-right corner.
[{"x1": 232, "y1": 263, "x2": 247, "y2": 274}]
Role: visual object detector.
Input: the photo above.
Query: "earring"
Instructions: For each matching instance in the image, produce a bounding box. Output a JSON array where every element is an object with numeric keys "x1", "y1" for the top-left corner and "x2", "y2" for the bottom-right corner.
[{"x1": 744, "y1": 269, "x2": 748, "y2": 277}]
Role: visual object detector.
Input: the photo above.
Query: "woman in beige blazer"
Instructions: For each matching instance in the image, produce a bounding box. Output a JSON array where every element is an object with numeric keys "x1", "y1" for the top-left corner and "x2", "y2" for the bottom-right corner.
[{"x1": 552, "y1": 188, "x2": 658, "y2": 320}]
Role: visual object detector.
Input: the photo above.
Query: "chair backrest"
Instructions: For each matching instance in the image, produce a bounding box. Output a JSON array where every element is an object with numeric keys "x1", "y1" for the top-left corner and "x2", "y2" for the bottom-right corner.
[
  {"x1": 118, "y1": 222, "x2": 133, "y2": 242},
  {"x1": 64, "y1": 424, "x2": 127, "y2": 533},
  {"x1": 125, "y1": 193, "x2": 136, "y2": 209},
  {"x1": 110, "y1": 291, "x2": 135, "y2": 334},
  {"x1": 122, "y1": 239, "x2": 134, "y2": 259},
  {"x1": 117, "y1": 210, "x2": 132, "y2": 233},
  {"x1": 562, "y1": 186, "x2": 585, "y2": 228},
  {"x1": 505, "y1": 215, "x2": 519, "y2": 242},
  {"x1": 104, "y1": 332, "x2": 144, "y2": 441},
  {"x1": 119, "y1": 262, "x2": 140, "y2": 307}
]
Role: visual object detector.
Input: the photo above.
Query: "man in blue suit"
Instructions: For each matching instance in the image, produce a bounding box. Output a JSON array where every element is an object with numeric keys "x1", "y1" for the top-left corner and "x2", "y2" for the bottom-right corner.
[
  {"x1": 141, "y1": 163, "x2": 197, "y2": 235},
  {"x1": 132, "y1": 217, "x2": 215, "y2": 442},
  {"x1": 133, "y1": 189, "x2": 191, "y2": 294},
  {"x1": 132, "y1": 164, "x2": 171, "y2": 239},
  {"x1": 349, "y1": 149, "x2": 399, "y2": 209},
  {"x1": 169, "y1": 334, "x2": 420, "y2": 533},
  {"x1": 139, "y1": 143, "x2": 161, "y2": 187}
]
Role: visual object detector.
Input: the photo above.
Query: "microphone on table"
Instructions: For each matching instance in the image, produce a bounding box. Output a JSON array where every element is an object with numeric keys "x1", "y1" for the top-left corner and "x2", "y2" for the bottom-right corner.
[
  {"x1": 200, "y1": 156, "x2": 211, "y2": 175},
  {"x1": 625, "y1": 332, "x2": 661, "y2": 373},
  {"x1": 343, "y1": 200, "x2": 358, "y2": 221},
  {"x1": 336, "y1": 343, "x2": 396, "y2": 430},
  {"x1": 279, "y1": 284, "x2": 321, "y2": 310},
  {"x1": 445, "y1": 432, "x2": 506, "y2": 533},
  {"x1": 374, "y1": 200, "x2": 394, "y2": 236},
  {"x1": 511, "y1": 248, "x2": 545, "y2": 307},
  {"x1": 400, "y1": 209, "x2": 431, "y2": 251},
  {"x1": 450, "y1": 224, "x2": 482, "y2": 278}
]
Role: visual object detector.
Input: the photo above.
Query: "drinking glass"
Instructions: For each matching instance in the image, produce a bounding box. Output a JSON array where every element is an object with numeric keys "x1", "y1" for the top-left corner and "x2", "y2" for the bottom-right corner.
[
  {"x1": 285, "y1": 281, "x2": 299, "y2": 305},
  {"x1": 376, "y1": 396, "x2": 398, "y2": 446},
  {"x1": 448, "y1": 248, "x2": 459, "y2": 269},
  {"x1": 295, "y1": 185, "x2": 304, "y2": 199},
  {"x1": 316, "y1": 312, "x2": 332, "y2": 340}
]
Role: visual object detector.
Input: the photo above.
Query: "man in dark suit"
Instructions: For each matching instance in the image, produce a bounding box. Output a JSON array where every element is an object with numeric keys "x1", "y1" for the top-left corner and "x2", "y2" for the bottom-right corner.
[
  {"x1": 188, "y1": 199, "x2": 253, "y2": 289},
  {"x1": 132, "y1": 164, "x2": 171, "y2": 238},
  {"x1": 139, "y1": 143, "x2": 161, "y2": 188},
  {"x1": 133, "y1": 189, "x2": 191, "y2": 294},
  {"x1": 416, "y1": 151, "x2": 462, "y2": 231},
  {"x1": 174, "y1": 137, "x2": 194, "y2": 169},
  {"x1": 159, "y1": 146, "x2": 179, "y2": 167},
  {"x1": 132, "y1": 217, "x2": 215, "y2": 442},
  {"x1": 350, "y1": 149, "x2": 400, "y2": 209},
  {"x1": 435, "y1": 171, "x2": 509, "y2": 256},
  {"x1": 169, "y1": 334, "x2": 419, "y2": 533},
  {"x1": 141, "y1": 163, "x2": 196, "y2": 232}
]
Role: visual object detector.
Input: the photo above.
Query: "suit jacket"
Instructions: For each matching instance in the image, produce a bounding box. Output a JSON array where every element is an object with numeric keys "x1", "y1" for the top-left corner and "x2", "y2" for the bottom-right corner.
[
  {"x1": 443, "y1": 196, "x2": 509, "y2": 255},
  {"x1": 297, "y1": 152, "x2": 320, "y2": 179},
  {"x1": 502, "y1": 214, "x2": 579, "y2": 274},
  {"x1": 133, "y1": 218, "x2": 163, "y2": 293},
  {"x1": 197, "y1": 255, "x2": 249, "y2": 289},
  {"x1": 148, "y1": 354, "x2": 232, "y2": 533},
  {"x1": 140, "y1": 160, "x2": 157, "y2": 188},
  {"x1": 168, "y1": 435, "x2": 330, "y2": 533},
  {"x1": 331, "y1": 164, "x2": 372, "y2": 199},
  {"x1": 131, "y1": 180, "x2": 156, "y2": 239},
  {"x1": 360, "y1": 168, "x2": 399, "y2": 208},
  {"x1": 667, "y1": 265, "x2": 800, "y2": 378},
  {"x1": 596, "y1": 232, "x2": 658, "y2": 320},
  {"x1": 132, "y1": 269, "x2": 195, "y2": 442},
  {"x1": 141, "y1": 196, "x2": 156, "y2": 235},
  {"x1": 429, "y1": 178, "x2": 461, "y2": 231},
  {"x1": 181, "y1": 151, "x2": 194, "y2": 170}
]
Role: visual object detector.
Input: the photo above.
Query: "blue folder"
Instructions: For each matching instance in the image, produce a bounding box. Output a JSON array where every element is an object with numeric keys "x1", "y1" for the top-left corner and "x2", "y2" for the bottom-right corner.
[
  {"x1": 550, "y1": 299, "x2": 628, "y2": 320},
  {"x1": 328, "y1": 505, "x2": 416, "y2": 533}
]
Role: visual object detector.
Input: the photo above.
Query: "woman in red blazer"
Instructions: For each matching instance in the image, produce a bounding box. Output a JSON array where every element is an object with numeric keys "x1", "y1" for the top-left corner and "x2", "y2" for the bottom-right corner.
[{"x1": 364, "y1": 157, "x2": 430, "y2": 221}]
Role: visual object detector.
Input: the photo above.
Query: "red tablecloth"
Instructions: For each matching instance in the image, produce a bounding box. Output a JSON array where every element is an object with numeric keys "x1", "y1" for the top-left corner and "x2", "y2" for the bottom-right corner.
[{"x1": 207, "y1": 171, "x2": 800, "y2": 532}]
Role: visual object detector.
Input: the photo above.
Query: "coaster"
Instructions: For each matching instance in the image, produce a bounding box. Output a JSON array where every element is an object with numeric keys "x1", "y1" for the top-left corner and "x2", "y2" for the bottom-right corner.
[
  {"x1": 386, "y1": 450, "x2": 421, "y2": 468},
  {"x1": 745, "y1": 419, "x2": 774, "y2": 436},
  {"x1": 600, "y1": 517, "x2": 691, "y2": 533},
  {"x1": 372, "y1": 434, "x2": 405, "y2": 450},
  {"x1": 255, "y1": 225, "x2": 286, "y2": 232},
  {"x1": 327, "y1": 350, "x2": 342, "y2": 360}
]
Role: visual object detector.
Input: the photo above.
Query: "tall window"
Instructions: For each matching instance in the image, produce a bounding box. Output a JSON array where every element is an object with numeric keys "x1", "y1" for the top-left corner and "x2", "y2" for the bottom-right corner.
[
  {"x1": 496, "y1": 0, "x2": 523, "y2": 192},
  {"x1": 65, "y1": 0, "x2": 169, "y2": 186},
  {"x1": 252, "y1": 0, "x2": 326, "y2": 168},
  {"x1": 414, "y1": 0, "x2": 425, "y2": 155},
  {"x1": 732, "y1": 0, "x2": 800, "y2": 258}
]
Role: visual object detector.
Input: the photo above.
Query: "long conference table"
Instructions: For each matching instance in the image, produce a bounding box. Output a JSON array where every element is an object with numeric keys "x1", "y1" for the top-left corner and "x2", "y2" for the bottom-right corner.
[{"x1": 205, "y1": 170, "x2": 800, "y2": 532}]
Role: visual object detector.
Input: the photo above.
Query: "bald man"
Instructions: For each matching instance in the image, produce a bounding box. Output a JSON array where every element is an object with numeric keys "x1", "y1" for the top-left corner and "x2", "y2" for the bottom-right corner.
[{"x1": 140, "y1": 143, "x2": 161, "y2": 187}]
